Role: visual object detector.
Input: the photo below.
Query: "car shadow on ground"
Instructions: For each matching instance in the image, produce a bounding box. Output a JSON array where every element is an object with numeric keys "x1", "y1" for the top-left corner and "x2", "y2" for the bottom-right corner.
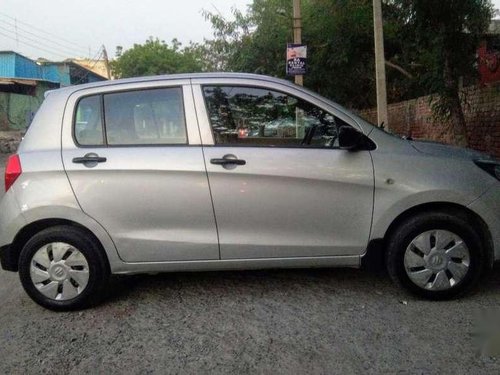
[{"x1": 103, "y1": 263, "x2": 500, "y2": 306}]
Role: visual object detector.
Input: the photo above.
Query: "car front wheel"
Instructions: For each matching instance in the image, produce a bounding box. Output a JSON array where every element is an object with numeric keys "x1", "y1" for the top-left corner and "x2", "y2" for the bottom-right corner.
[{"x1": 386, "y1": 211, "x2": 487, "y2": 300}]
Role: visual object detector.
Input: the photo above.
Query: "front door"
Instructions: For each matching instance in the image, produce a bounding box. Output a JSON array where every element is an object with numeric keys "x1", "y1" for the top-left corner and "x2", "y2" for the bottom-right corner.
[
  {"x1": 195, "y1": 83, "x2": 374, "y2": 259},
  {"x1": 61, "y1": 82, "x2": 219, "y2": 262}
]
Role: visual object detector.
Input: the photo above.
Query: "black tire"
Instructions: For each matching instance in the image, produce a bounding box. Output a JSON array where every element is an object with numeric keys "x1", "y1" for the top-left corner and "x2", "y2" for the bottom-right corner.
[
  {"x1": 18, "y1": 225, "x2": 109, "y2": 311},
  {"x1": 386, "y1": 211, "x2": 486, "y2": 300}
]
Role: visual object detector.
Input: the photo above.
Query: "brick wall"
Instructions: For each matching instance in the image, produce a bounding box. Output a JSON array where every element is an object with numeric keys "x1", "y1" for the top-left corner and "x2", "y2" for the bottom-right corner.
[{"x1": 358, "y1": 83, "x2": 500, "y2": 158}]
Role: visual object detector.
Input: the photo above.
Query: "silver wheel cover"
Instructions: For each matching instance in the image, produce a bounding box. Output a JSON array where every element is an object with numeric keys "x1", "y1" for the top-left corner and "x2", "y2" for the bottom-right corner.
[
  {"x1": 30, "y1": 242, "x2": 90, "y2": 301},
  {"x1": 404, "y1": 230, "x2": 471, "y2": 291}
]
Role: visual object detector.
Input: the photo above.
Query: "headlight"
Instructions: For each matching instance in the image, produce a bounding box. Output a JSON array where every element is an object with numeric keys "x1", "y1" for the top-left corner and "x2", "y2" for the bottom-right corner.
[{"x1": 474, "y1": 159, "x2": 500, "y2": 181}]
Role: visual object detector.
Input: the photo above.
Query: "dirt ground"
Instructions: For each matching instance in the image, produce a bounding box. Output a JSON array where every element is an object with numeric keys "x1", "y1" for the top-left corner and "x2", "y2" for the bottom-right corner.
[{"x1": 0, "y1": 153, "x2": 499, "y2": 374}]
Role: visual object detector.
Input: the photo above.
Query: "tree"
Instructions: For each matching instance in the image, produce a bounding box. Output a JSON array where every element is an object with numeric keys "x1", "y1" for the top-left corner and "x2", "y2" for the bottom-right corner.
[
  {"x1": 203, "y1": 0, "x2": 494, "y2": 145},
  {"x1": 203, "y1": 0, "x2": 382, "y2": 108},
  {"x1": 392, "y1": 0, "x2": 494, "y2": 147},
  {"x1": 202, "y1": 0, "x2": 289, "y2": 75},
  {"x1": 303, "y1": 0, "x2": 378, "y2": 108},
  {"x1": 111, "y1": 37, "x2": 204, "y2": 78}
]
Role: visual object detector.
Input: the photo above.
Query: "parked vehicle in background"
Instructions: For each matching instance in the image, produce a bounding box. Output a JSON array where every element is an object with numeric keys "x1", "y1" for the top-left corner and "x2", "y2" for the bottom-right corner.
[{"x1": 0, "y1": 73, "x2": 499, "y2": 310}]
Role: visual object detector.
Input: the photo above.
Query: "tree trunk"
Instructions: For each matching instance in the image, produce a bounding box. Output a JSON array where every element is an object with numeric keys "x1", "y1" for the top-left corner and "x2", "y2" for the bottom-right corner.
[
  {"x1": 443, "y1": 51, "x2": 469, "y2": 148},
  {"x1": 448, "y1": 93, "x2": 468, "y2": 147}
]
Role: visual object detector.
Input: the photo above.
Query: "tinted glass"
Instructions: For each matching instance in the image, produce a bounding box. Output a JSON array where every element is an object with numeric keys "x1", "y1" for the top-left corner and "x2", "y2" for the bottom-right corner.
[
  {"x1": 74, "y1": 95, "x2": 104, "y2": 146},
  {"x1": 203, "y1": 86, "x2": 346, "y2": 147},
  {"x1": 104, "y1": 88, "x2": 187, "y2": 145}
]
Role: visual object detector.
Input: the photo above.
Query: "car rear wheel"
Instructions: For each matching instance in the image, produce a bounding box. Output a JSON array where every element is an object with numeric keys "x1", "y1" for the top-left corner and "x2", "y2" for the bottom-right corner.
[
  {"x1": 386, "y1": 211, "x2": 486, "y2": 300},
  {"x1": 19, "y1": 225, "x2": 109, "y2": 310}
]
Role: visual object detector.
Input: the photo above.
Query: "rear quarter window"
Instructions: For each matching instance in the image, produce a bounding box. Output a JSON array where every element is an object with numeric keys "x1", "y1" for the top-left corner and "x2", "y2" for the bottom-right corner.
[{"x1": 74, "y1": 95, "x2": 105, "y2": 146}]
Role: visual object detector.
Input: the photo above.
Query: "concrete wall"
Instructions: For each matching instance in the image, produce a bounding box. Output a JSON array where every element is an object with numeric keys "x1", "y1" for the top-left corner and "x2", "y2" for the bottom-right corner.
[{"x1": 358, "y1": 83, "x2": 500, "y2": 158}]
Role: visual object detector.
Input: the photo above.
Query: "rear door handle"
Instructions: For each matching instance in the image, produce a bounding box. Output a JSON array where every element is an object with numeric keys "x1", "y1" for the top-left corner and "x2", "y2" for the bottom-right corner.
[
  {"x1": 73, "y1": 153, "x2": 107, "y2": 164},
  {"x1": 210, "y1": 158, "x2": 246, "y2": 166}
]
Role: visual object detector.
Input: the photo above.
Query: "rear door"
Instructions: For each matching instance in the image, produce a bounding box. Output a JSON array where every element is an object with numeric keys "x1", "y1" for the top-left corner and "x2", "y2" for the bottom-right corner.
[
  {"x1": 61, "y1": 80, "x2": 219, "y2": 262},
  {"x1": 192, "y1": 79, "x2": 375, "y2": 260}
]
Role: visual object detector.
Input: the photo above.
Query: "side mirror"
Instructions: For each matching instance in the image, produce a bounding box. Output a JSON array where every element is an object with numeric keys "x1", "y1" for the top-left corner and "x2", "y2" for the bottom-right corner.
[{"x1": 338, "y1": 126, "x2": 363, "y2": 150}]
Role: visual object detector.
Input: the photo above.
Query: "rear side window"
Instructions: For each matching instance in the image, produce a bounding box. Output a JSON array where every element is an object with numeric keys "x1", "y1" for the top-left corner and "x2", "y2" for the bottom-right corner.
[
  {"x1": 104, "y1": 88, "x2": 187, "y2": 145},
  {"x1": 73, "y1": 87, "x2": 187, "y2": 147},
  {"x1": 75, "y1": 95, "x2": 104, "y2": 146}
]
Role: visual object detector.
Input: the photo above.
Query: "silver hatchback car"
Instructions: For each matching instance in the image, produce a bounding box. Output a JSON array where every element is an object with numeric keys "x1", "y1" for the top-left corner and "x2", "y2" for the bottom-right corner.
[{"x1": 1, "y1": 73, "x2": 499, "y2": 310}]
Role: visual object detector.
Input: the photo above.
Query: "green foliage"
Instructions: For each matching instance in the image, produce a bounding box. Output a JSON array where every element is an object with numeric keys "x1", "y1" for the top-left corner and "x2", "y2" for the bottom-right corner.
[
  {"x1": 392, "y1": 0, "x2": 494, "y2": 120},
  {"x1": 304, "y1": 0, "x2": 377, "y2": 108},
  {"x1": 202, "y1": 0, "x2": 494, "y2": 113},
  {"x1": 201, "y1": 0, "x2": 290, "y2": 75},
  {"x1": 111, "y1": 0, "x2": 494, "y2": 123},
  {"x1": 111, "y1": 38, "x2": 204, "y2": 78},
  {"x1": 203, "y1": 0, "x2": 383, "y2": 108}
]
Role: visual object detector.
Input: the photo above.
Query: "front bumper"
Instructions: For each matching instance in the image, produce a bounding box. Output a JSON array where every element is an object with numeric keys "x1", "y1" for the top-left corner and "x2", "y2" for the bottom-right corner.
[
  {"x1": 468, "y1": 184, "x2": 500, "y2": 261},
  {"x1": 0, "y1": 244, "x2": 17, "y2": 272}
]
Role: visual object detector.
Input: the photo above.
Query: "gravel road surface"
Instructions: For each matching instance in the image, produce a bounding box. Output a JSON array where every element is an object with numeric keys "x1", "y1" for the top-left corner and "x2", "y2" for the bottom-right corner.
[{"x1": 0, "y1": 153, "x2": 499, "y2": 374}]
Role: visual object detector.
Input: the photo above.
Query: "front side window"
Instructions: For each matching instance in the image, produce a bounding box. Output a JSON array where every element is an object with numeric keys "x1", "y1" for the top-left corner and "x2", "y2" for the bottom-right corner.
[
  {"x1": 203, "y1": 86, "x2": 348, "y2": 147},
  {"x1": 104, "y1": 87, "x2": 187, "y2": 145},
  {"x1": 75, "y1": 95, "x2": 104, "y2": 146}
]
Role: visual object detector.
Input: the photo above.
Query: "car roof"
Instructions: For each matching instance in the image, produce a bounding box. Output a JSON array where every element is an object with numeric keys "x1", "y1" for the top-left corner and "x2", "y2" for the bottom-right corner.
[
  {"x1": 43, "y1": 72, "x2": 377, "y2": 136},
  {"x1": 50, "y1": 72, "x2": 297, "y2": 97}
]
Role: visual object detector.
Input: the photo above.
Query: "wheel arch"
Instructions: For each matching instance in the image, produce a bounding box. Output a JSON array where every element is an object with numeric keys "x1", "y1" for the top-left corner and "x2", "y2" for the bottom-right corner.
[
  {"x1": 4, "y1": 218, "x2": 111, "y2": 273},
  {"x1": 362, "y1": 202, "x2": 495, "y2": 271}
]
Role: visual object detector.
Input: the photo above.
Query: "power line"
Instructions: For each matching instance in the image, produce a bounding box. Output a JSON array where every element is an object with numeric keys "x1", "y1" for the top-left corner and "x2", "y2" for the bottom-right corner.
[
  {"x1": 88, "y1": 47, "x2": 104, "y2": 64},
  {"x1": 0, "y1": 18, "x2": 89, "y2": 57},
  {"x1": 0, "y1": 24, "x2": 87, "y2": 59},
  {"x1": 0, "y1": 29, "x2": 69, "y2": 59},
  {"x1": 0, "y1": 30, "x2": 105, "y2": 85},
  {"x1": 71, "y1": 49, "x2": 105, "y2": 85},
  {"x1": 0, "y1": 11, "x2": 89, "y2": 52}
]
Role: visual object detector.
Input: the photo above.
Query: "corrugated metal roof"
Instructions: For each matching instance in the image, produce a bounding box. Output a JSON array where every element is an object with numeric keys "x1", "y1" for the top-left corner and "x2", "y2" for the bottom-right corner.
[
  {"x1": 14, "y1": 53, "x2": 42, "y2": 79},
  {"x1": 0, "y1": 51, "x2": 106, "y2": 86},
  {"x1": 41, "y1": 65, "x2": 61, "y2": 83},
  {"x1": 0, "y1": 51, "x2": 44, "y2": 80},
  {"x1": 0, "y1": 52, "x2": 16, "y2": 77}
]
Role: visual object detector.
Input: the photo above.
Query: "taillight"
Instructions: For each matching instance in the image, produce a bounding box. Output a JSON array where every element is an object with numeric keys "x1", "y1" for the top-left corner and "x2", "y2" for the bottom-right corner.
[{"x1": 5, "y1": 154, "x2": 22, "y2": 192}]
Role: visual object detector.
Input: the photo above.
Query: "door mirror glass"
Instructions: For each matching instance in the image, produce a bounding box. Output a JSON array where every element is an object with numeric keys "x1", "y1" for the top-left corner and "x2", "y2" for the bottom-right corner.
[{"x1": 338, "y1": 126, "x2": 363, "y2": 150}]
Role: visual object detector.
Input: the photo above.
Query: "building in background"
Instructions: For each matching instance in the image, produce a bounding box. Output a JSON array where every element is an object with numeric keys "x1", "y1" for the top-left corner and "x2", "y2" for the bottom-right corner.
[
  {"x1": 0, "y1": 51, "x2": 107, "y2": 130},
  {"x1": 73, "y1": 58, "x2": 112, "y2": 80}
]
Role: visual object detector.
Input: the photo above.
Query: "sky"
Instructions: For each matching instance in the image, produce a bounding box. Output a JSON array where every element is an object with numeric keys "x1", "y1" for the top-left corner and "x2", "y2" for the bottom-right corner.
[
  {"x1": 0, "y1": 0, "x2": 499, "y2": 62},
  {"x1": 0, "y1": 0, "x2": 251, "y2": 61}
]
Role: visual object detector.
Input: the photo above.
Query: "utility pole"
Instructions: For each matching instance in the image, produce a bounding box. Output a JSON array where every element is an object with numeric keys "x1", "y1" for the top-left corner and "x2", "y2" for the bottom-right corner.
[
  {"x1": 373, "y1": 0, "x2": 388, "y2": 129},
  {"x1": 293, "y1": 0, "x2": 303, "y2": 86},
  {"x1": 102, "y1": 45, "x2": 112, "y2": 80}
]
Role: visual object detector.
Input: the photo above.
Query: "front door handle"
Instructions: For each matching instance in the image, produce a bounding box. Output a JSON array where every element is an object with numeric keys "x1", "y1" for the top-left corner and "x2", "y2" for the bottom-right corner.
[
  {"x1": 210, "y1": 158, "x2": 246, "y2": 166},
  {"x1": 73, "y1": 153, "x2": 107, "y2": 165}
]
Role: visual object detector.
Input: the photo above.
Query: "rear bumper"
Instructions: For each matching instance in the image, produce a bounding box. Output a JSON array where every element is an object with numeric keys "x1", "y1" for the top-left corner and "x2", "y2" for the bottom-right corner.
[
  {"x1": 0, "y1": 186, "x2": 26, "y2": 249},
  {"x1": 0, "y1": 244, "x2": 17, "y2": 272}
]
